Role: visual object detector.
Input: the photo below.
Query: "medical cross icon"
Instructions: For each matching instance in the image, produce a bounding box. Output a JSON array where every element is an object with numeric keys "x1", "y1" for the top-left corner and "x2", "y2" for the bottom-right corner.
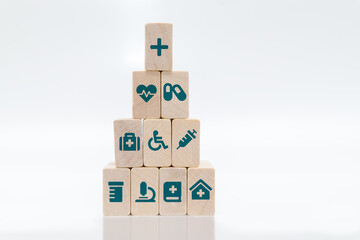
[
  {"x1": 196, "y1": 189, "x2": 205, "y2": 198},
  {"x1": 150, "y1": 38, "x2": 168, "y2": 56},
  {"x1": 125, "y1": 139, "x2": 134, "y2": 148},
  {"x1": 169, "y1": 185, "x2": 177, "y2": 194}
]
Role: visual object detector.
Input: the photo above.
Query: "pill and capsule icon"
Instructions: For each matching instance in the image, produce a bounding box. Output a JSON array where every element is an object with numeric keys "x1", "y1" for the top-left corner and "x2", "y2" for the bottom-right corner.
[{"x1": 163, "y1": 83, "x2": 187, "y2": 101}]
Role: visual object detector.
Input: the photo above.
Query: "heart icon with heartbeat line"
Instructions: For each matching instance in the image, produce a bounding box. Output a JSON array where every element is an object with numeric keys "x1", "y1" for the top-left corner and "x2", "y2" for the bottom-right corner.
[{"x1": 136, "y1": 84, "x2": 157, "y2": 102}]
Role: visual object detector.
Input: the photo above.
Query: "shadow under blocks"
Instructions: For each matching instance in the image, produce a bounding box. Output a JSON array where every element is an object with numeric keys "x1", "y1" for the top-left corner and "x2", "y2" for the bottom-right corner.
[{"x1": 103, "y1": 216, "x2": 215, "y2": 240}]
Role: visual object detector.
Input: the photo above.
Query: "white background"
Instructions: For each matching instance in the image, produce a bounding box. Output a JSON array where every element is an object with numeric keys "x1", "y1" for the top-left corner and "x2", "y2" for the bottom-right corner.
[{"x1": 1, "y1": 0, "x2": 360, "y2": 239}]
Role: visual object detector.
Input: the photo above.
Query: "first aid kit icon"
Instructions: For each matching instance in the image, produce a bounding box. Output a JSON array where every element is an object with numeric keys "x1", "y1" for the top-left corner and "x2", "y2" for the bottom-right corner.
[{"x1": 119, "y1": 133, "x2": 140, "y2": 151}]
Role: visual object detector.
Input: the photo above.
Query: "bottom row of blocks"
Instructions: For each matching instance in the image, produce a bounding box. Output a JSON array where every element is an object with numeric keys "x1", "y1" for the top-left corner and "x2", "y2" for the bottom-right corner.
[{"x1": 103, "y1": 161, "x2": 215, "y2": 216}]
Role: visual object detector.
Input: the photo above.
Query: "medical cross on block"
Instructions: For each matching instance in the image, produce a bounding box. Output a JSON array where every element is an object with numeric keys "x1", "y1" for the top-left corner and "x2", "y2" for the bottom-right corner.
[
  {"x1": 125, "y1": 139, "x2": 134, "y2": 148},
  {"x1": 145, "y1": 23, "x2": 173, "y2": 70},
  {"x1": 150, "y1": 38, "x2": 168, "y2": 56},
  {"x1": 169, "y1": 185, "x2": 177, "y2": 194},
  {"x1": 197, "y1": 189, "x2": 205, "y2": 198}
]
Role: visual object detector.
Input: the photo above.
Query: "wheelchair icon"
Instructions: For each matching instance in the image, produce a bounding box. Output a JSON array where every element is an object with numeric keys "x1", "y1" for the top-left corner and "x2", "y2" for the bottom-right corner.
[{"x1": 148, "y1": 130, "x2": 169, "y2": 151}]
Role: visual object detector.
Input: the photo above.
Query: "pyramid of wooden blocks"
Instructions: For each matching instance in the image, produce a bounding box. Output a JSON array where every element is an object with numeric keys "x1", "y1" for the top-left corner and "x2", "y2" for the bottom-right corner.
[{"x1": 103, "y1": 23, "x2": 215, "y2": 216}]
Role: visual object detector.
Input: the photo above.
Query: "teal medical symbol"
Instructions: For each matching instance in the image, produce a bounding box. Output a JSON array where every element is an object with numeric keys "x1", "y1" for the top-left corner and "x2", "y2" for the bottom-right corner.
[
  {"x1": 163, "y1": 182, "x2": 181, "y2": 202},
  {"x1": 136, "y1": 84, "x2": 157, "y2": 102},
  {"x1": 108, "y1": 181, "x2": 124, "y2": 202},
  {"x1": 189, "y1": 179, "x2": 212, "y2": 200},
  {"x1": 119, "y1": 133, "x2": 140, "y2": 151},
  {"x1": 150, "y1": 38, "x2": 168, "y2": 56},
  {"x1": 148, "y1": 130, "x2": 168, "y2": 151},
  {"x1": 135, "y1": 181, "x2": 156, "y2": 202},
  {"x1": 176, "y1": 129, "x2": 197, "y2": 150},
  {"x1": 163, "y1": 83, "x2": 187, "y2": 101}
]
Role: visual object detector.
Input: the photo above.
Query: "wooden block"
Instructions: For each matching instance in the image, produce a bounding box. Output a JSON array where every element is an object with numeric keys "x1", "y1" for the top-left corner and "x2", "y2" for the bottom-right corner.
[
  {"x1": 133, "y1": 71, "x2": 160, "y2": 119},
  {"x1": 161, "y1": 71, "x2": 189, "y2": 119},
  {"x1": 144, "y1": 119, "x2": 171, "y2": 167},
  {"x1": 132, "y1": 217, "x2": 159, "y2": 240},
  {"x1": 131, "y1": 167, "x2": 159, "y2": 215},
  {"x1": 188, "y1": 217, "x2": 214, "y2": 240},
  {"x1": 160, "y1": 216, "x2": 187, "y2": 240},
  {"x1": 145, "y1": 23, "x2": 172, "y2": 71},
  {"x1": 103, "y1": 217, "x2": 131, "y2": 240},
  {"x1": 159, "y1": 168, "x2": 187, "y2": 215},
  {"x1": 172, "y1": 119, "x2": 200, "y2": 167},
  {"x1": 114, "y1": 119, "x2": 142, "y2": 167},
  {"x1": 188, "y1": 161, "x2": 215, "y2": 216},
  {"x1": 103, "y1": 162, "x2": 130, "y2": 216}
]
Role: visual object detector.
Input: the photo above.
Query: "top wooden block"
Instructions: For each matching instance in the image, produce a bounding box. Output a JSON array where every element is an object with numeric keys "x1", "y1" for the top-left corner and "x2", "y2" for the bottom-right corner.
[{"x1": 145, "y1": 23, "x2": 173, "y2": 71}]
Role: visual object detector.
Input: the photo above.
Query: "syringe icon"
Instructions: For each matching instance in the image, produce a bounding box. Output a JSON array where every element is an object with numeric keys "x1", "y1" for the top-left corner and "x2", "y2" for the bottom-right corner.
[{"x1": 176, "y1": 129, "x2": 197, "y2": 150}]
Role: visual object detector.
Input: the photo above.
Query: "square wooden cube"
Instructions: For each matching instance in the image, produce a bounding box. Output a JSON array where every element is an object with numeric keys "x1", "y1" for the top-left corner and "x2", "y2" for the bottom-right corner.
[
  {"x1": 145, "y1": 23, "x2": 172, "y2": 71},
  {"x1": 159, "y1": 168, "x2": 187, "y2": 215},
  {"x1": 114, "y1": 119, "x2": 142, "y2": 167},
  {"x1": 133, "y1": 71, "x2": 160, "y2": 119},
  {"x1": 172, "y1": 119, "x2": 200, "y2": 167},
  {"x1": 131, "y1": 167, "x2": 159, "y2": 215},
  {"x1": 161, "y1": 71, "x2": 189, "y2": 119},
  {"x1": 188, "y1": 161, "x2": 215, "y2": 216},
  {"x1": 103, "y1": 162, "x2": 130, "y2": 216},
  {"x1": 144, "y1": 119, "x2": 171, "y2": 167}
]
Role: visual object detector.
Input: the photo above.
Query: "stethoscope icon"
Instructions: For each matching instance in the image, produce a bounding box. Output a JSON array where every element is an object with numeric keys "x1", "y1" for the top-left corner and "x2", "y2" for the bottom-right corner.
[
  {"x1": 163, "y1": 83, "x2": 187, "y2": 101},
  {"x1": 148, "y1": 130, "x2": 169, "y2": 151}
]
